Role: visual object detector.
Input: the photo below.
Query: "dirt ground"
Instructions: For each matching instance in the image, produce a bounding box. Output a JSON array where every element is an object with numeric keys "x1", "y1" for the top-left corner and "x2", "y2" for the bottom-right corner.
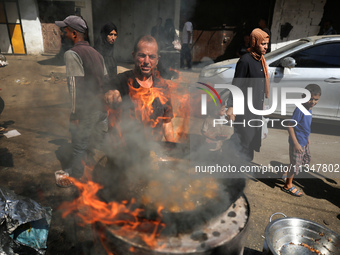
[{"x1": 0, "y1": 54, "x2": 339, "y2": 255}]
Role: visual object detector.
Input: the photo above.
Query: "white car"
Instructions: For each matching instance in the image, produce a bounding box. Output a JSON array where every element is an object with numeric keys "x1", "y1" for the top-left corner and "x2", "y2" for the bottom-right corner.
[{"x1": 198, "y1": 35, "x2": 340, "y2": 123}]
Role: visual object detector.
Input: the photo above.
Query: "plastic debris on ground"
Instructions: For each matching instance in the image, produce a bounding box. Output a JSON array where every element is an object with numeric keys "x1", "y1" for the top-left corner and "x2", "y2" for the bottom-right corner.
[
  {"x1": 0, "y1": 54, "x2": 8, "y2": 67},
  {"x1": 3, "y1": 130, "x2": 21, "y2": 138},
  {"x1": 0, "y1": 187, "x2": 52, "y2": 255}
]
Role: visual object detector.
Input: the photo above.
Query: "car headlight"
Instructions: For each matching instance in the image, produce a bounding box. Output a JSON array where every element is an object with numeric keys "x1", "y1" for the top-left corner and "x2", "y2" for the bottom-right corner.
[{"x1": 199, "y1": 67, "x2": 231, "y2": 78}]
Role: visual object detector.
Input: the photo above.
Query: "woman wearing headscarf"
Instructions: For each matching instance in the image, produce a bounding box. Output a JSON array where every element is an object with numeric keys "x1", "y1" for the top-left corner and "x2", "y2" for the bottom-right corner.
[
  {"x1": 226, "y1": 28, "x2": 270, "y2": 161},
  {"x1": 94, "y1": 22, "x2": 118, "y2": 78}
]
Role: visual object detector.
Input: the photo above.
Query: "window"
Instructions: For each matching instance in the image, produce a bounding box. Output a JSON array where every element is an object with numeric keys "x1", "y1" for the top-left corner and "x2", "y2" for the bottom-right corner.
[
  {"x1": 0, "y1": 0, "x2": 26, "y2": 54},
  {"x1": 290, "y1": 43, "x2": 340, "y2": 68}
]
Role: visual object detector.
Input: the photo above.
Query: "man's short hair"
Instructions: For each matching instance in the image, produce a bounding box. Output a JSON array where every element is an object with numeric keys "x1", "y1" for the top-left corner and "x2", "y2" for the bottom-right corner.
[
  {"x1": 305, "y1": 84, "x2": 322, "y2": 96},
  {"x1": 133, "y1": 35, "x2": 158, "y2": 53}
]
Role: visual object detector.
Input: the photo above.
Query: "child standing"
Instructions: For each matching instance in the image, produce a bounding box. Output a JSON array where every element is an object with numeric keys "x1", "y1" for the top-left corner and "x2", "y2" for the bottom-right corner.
[{"x1": 282, "y1": 84, "x2": 322, "y2": 197}]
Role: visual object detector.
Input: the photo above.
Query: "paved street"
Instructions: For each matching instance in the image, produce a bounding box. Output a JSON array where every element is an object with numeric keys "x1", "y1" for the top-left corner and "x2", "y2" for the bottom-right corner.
[{"x1": 0, "y1": 55, "x2": 339, "y2": 254}]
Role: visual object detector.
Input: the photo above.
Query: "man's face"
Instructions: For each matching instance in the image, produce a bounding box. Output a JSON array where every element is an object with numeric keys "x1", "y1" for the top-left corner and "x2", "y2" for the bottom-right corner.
[
  {"x1": 256, "y1": 38, "x2": 269, "y2": 55},
  {"x1": 106, "y1": 29, "x2": 118, "y2": 44},
  {"x1": 133, "y1": 41, "x2": 159, "y2": 77},
  {"x1": 63, "y1": 27, "x2": 74, "y2": 44}
]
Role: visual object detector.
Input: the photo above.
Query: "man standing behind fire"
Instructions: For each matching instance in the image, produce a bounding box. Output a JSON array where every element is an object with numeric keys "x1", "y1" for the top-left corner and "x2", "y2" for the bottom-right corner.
[
  {"x1": 180, "y1": 19, "x2": 193, "y2": 69},
  {"x1": 55, "y1": 15, "x2": 108, "y2": 184},
  {"x1": 105, "y1": 35, "x2": 175, "y2": 142},
  {"x1": 226, "y1": 28, "x2": 270, "y2": 162}
]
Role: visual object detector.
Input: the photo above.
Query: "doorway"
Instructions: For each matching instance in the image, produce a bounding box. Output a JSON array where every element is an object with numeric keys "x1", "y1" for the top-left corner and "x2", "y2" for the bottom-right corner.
[{"x1": 319, "y1": 0, "x2": 340, "y2": 34}]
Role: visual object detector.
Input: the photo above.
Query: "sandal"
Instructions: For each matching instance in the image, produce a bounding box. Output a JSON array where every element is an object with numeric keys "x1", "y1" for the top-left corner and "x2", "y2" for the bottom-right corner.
[{"x1": 281, "y1": 186, "x2": 303, "y2": 197}]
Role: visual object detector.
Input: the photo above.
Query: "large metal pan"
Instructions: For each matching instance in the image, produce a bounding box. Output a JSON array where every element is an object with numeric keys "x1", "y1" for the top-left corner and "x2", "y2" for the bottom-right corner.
[
  {"x1": 93, "y1": 141, "x2": 246, "y2": 235},
  {"x1": 263, "y1": 212, "x2": 340, "y2": 255}
]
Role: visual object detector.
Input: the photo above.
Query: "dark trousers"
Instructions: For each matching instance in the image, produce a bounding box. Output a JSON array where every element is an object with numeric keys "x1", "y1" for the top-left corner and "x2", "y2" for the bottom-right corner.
[
  {"x1": 180, "y1": 44, "x2": 192, "y2": 69},
  {"x1": 67, "y1": 111, "x2": 108, "y2": 178}
]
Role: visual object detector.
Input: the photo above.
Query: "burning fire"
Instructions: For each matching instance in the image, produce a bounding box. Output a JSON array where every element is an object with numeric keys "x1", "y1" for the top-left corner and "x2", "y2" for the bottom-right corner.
[
  {"x1": 60, "y1": 70, "x2": 192, "y2": 253},
  {"x1": 167, "y1": 68, "x2": 191, "y2": 141},
  {"x1": 59, "y1": 164, "x2": 166, "y2": 250},
  {"x1": 128, "y1": 73, "x2": 170, "y2": 129},
  {"x1": 106, "y1": 70, "x2": 190, "y2": 142}
]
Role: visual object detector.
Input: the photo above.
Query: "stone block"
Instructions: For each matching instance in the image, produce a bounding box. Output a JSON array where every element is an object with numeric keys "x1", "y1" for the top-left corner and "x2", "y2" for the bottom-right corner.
[
  {"x1": 299, "y1": 1, "x2": 314, "y2": 10},
  {"x1": 296, "y1": 16, "x2": 309, "y2": 26},
  {"x1": 308, "y1": 10, "x2": 323, "y2": 19},
  {"x1": 312, "y1": 0, "x2": 326, "y2": 11},
  {"x1": 283, "y1": 1, "x2": 300, "y2": 10},
  {"x1": 309, "y1": 11, "x2": 323, "y2": 25},
  {"x1": 275, "y1": 0, "x2": 285, "y2": 9},
  {"x1": 311, "y1": 17, "x2": 322, "y2": 26},
  {"x1": 281, "y1": 12, "x2": 298, "y2": 21}
]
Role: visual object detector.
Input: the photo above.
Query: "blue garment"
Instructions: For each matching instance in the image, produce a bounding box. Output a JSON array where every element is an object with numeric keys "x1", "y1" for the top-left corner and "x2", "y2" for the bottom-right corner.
[
  {"x1": 324, "y1": 26, "x2": 337, "y2": 35},
  {"x1": 289, "y1": 107, "x2": 312, "y2": 147}
]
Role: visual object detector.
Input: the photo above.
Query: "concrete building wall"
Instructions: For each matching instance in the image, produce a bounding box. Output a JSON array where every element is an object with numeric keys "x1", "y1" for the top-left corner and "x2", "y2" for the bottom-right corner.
[
  {"x1": 92, "y1": 0, "x2": 180, "y2": 62},
  {"x1": 75, "y1": 0, "x2": 94, "y2": 44},
  {"x1": 270, "y1": 0, "x2": 326, "y2": 50},
  {"x1": 11, "y1": 0, "x2": 328, "y2": 55},
  {"x1": 15, "y1": 0, "x2": 94, "y2": 54},
  {"x1": 19, "y1": 0, "x2": 44, "y2": 54}
]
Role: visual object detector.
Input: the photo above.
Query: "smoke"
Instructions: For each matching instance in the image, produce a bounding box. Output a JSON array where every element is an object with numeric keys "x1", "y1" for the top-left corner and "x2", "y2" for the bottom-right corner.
[
  {"x1": 88, "y1": 79, "x2": 247, "y2": 236},
  {"x1": 92, "y1": 93, "x2": 191, "y2": 201}
]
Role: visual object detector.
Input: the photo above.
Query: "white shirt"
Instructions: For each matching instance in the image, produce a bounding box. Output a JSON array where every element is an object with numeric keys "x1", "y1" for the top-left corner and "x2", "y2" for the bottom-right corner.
[{"x1": 182, "y1": 21, "x2": 193, "y2": 44}]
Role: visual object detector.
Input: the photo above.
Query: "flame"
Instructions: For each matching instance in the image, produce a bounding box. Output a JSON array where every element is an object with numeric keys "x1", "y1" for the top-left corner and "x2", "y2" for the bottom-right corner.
[
  {"x1": 167, "y1": 69, "x2": 190, "y2": 141},
  {"x1": 59, "y1": 173, "x2": 165, "y2": 250},
  {"x1": 106, "y1": 106, "x2": 122, "y2": 133},
  {"x1": 127, "y1": 73, "x2": 171, "y2": 129},
  {"x1": 106, "y1": 106, "x2": 126, "y2": 147},
  {"x1": 60, "y1": 69, "x2": 192, "y2": 254},
  {"x1": 105, "y1": 70, "x2": 191, "y2": 142}
]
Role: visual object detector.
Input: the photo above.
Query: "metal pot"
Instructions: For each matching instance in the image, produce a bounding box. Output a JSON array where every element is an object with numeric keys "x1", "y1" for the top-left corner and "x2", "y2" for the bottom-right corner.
[
  {"x1": 139, "y1": 177, "x2": 246, "y2": 235},
  {"x1": 95, "y1": 195, "x2": 250, "y2": 255},
  {"x1": 93, "y1": 142, "x2": 246, "y2": 235},
  {"x1": 263, "y1": 212, "x2": 340, "y2": 255}
]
